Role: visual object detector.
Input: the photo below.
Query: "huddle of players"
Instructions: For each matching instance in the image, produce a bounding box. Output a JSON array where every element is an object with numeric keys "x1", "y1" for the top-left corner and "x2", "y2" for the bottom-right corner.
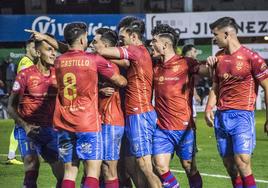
[{"x1": 8, "y1": 15, "x2": 268, "y2": 188}]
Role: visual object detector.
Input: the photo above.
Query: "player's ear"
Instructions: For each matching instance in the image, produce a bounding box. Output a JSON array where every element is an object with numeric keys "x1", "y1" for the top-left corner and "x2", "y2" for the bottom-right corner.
[
  {"x1": 35, "y1": 49, "x2": 41, "y2": 58},
  {"x1": 224, "y1": 32, "x2": 228, "y2": 39}
]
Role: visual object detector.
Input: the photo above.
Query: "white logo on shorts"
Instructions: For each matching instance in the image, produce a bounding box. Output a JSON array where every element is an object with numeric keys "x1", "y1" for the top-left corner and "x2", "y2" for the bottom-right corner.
[{"x1": 81, "y1": 143, "x2": 92, "y2": 154}]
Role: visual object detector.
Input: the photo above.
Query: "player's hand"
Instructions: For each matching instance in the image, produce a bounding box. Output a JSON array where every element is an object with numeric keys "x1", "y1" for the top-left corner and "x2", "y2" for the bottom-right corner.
[
  {"x1": 205, "y1": 110, "x2": 214, "y2": 127},
  {"x1": 25, "y1": 124, "x2": 40, "y2": 139},
  {"x1": 99, "y1": 87, "x2": 115, "y2": 97},
  {"x1": 264, "y1": 120, "x2": 268, "y2": 136},
  {"x1": 194, "y1": 94, "x2": 201, "y2": 103},
  {"x1": 206, "y1": 56, "x2": 218, "y2": 67},
  {"x1": 24, "y1": 29, "x2": 47, "y2": 41}
]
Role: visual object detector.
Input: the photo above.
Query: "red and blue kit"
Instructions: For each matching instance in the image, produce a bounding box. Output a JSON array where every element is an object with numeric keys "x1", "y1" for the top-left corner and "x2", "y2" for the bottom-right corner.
[
  {"x1": 12, "y1": 66, "x2": 58, "y2": 162},
  {"x1": 99, "y1": 63, "x2": 124, "y2": 160},
  {"x1": 214, "y1": 46, "x2": 268, "y2": 157},
  {"x1": 54, "y1": 50, "x2": 116, "y2": 162},
  {"x1": 153, "y1": 54, "x2": 200, "y2": 160},
  {"x1": 118, "y1": 45, "x2": 156, "y2": 157}
]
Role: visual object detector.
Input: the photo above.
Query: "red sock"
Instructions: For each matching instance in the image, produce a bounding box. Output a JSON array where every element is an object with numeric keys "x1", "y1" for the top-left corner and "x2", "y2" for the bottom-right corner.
[
  {"x1": 83, "y1": 177, "x2": 99, "y2": 188},
  {"x1": 24, "y1": 170, "x2": 38, "y2": 188},
  {"x1": 61, "y1": 179, "x2": 75, "y2": 188},
  {"x1": 160, "y1": 170, "x2": 179, "y2": 188},
  {"x1": 243, "y1": 174, "x2": 256, "y2": 188},
  {"x1": 188, "y1": 171, "x2": 203, "y2": 188},
  {"x1": 105, "y1": 179, "x2": 119, "y2": 188},
  {"x1": 231, "y1": 176, "x2": 243, "y2": 188}
]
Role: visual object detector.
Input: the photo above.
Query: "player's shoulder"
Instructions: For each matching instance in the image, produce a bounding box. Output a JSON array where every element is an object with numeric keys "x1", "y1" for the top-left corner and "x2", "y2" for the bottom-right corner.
[
  {"x1": 215, "y1": 49, "x2": 225, "y2": 57},
  {"x1": 240, "y1": 45, "x2": 262, "y2": 60},
  {"x1": 17, "y1": 65, "x2": 36, "y2": 79}
]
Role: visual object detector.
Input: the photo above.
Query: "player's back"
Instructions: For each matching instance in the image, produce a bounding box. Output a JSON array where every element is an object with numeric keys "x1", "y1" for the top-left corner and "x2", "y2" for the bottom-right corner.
[
  {"x1": 53, "y1": 50, "x2": 100, "y2": 132},
  {"x1": 123, "y1": 45, "x2": 154, "y2": 115}
]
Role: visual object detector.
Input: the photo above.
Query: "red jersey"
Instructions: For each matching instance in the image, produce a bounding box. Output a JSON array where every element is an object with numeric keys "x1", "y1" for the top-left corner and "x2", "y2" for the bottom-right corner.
[
  {"x1": 154, "y1": 55, "x2": 200, "y2": 130},
  {"x1": 215, "y1": 46, "x2": 268, "y2": 111},
  {"x1": 12, "y1": 65, "x2": 57, "y2": 126},
  {"x1": 53, "y1": 50, "x2": 115, "y2": 132},
  {"x1": 118, "y1": 45, "x2": 154, "y2": 115},
  {"x1": 98, "y1": 63, "x2": 124, "y2": 126}
]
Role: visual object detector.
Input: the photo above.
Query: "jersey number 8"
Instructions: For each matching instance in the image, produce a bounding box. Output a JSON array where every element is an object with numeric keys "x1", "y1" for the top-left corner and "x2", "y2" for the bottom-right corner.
[{"x1": 63, "y1": 72, "x2": 77, "y2": 100}]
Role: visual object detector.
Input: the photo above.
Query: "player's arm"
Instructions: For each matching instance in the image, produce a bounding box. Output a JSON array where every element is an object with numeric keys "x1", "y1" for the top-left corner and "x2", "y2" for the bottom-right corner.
[
  {"x1": 24, "y1": 29, "x2": 68, "y2": 53},
  {"x1": 204, "y1": 81, "x2": 218, "y2": 127},
  {"x1": 7, "y1": 93, "x2": 39, "y2": 136},
  {"x1": 96, "y1": 55, "x2": 127, "y2": 88},
  {"x1": 259, "y1": 78, "x2": 268, "y2": 135},
  {"x1": 110, "y1": 59, "x2": 130, "y2": 69},
  {"x1": 97, "y1": 46, "x2": 133, "y2": 68}
]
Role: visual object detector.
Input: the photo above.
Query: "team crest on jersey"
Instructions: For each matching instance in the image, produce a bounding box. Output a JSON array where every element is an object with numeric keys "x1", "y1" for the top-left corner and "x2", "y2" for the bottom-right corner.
[
  {"x1": 236, "y1": 61, "x2": 243, "y2": 71},
  {"x1": 12, "y1": 81, "x2": 20, "y2": 91},
  {"x1": 236, "y1": 55, "x2": 243, "y2": 60},
  {"x1": 172, "y1": 65, "x2": 180, "y2": 72}
]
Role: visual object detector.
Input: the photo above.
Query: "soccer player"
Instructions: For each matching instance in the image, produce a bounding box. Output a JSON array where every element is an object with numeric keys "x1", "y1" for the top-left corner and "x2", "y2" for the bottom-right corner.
[
  {"x1": 205, "y1": 17, "x2": 268, "y2": 188},
  {"x1": 182, "y1": 44, "x2": 201, "y2": 122},
  {"x1": 7, "y1": 38, "x2": 63, "y2": 188},
  {"x1": 53, "y1": 22, "x2": 127, "y2": 188},
  {"x1": 96, "y1": 16, "x2": 162, "y2": 188},
  {"x1": 6, "y1": 38, "x2": 37, "y2": 165},
  {"x1": 150, "y1": 24, "x2": 208, "y2": 188},
  {"x1": 90, "y1": 28, "x2": 125, "y2": 188}
]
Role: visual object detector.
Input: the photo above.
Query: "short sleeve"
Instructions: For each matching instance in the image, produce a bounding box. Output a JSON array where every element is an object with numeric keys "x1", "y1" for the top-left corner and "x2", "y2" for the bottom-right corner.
[
  {"x1": 250, "y1": 52, "x2": 268, "y2": 82},
  {"x1": 12, "y1": 71, "x2": 27, "y2": 95},
  {"x1": 118, "y1": 45, "x2": 139, "y2": 61},
  {"x1": 96, "y1": 55, "x2": 116, "y2": 78}
]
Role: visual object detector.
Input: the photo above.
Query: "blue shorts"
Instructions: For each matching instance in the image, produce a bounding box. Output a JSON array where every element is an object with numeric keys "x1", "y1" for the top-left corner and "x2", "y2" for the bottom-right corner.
[
  {"x1": 152, "y1": 127, "x2": 195, "y2": 160},
  {"x1": 58, "y1": 130, "x2": 102, "y2": 163},
  {"x1": 125, "y1": 110, "x2": 157, "y2": 157},
  {"x1": 102, "y1": 124, "x2": 124, "y2": 161},
  {"x1": 214, "y1": 110, "x2": 256, "y2": 157},
  {"x1": 14, "y1": 125, "x2": 58, "y2": 163}
]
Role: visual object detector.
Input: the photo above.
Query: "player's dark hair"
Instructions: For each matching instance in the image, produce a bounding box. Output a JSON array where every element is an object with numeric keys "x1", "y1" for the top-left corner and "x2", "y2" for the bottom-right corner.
[
  {"x1": 64, "y1": 22, "x2": 87, "y2": 45},
  {"x1": 118, "y1": 16, "x2": 139, "y2": 31},
  {"x1": 151, "y1": 24, "x2": 179, "y2": 50},
  {"x1": 209, "y1": 17, "x2": 239, "y2": 33},
  {"x1": 182, "y1": 44, "x2": 195, "y2": 56},
  {"x1": 95, "y1": 28, "x2": 118, "y2": 47},
  {"x1": 118, "y1": 17, "x2": 145, "y2": 40}
]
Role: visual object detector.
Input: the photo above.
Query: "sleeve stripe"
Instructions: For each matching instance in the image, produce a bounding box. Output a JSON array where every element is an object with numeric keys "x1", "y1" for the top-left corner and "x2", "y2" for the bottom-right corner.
[
  {"x1": 256, "y1": 69, "x2": 268, "y2": 79},
  {"x1": 120, "y1": 47, "x2": 129, "y2": 59}
]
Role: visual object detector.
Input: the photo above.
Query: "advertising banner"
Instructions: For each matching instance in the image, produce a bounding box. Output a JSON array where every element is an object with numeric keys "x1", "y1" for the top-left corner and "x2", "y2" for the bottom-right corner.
[
  {"x1": 0, "y1": 14, "x2": 144, "y2": 41},
  {"x1": 146, "y1": 11, "x2": 268, "y2": 39}
]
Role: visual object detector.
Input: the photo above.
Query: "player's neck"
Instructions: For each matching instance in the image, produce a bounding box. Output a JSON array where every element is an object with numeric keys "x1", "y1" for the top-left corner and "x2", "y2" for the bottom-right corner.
[
  {"x1": 131, "y1": 40, "x2": 143, "y2": 46},
  {"x1": 25, "y1": 53, "x2": 34, "y2": 62},
  {"x1": 227, "y1": 40, "x2": 241, "y2": 54},
  {"x1": 36, "y1": 61, "x2": 50, "y2": 76},
  {"x1": 163, "y1": 50, "x2": 176, "y2": 63},
  {"x1": 68, "y1": 44, "x2": 85, "y2": 51}
]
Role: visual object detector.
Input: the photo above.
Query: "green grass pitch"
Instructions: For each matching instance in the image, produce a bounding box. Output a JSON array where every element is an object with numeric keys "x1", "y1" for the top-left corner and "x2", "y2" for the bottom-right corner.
[{"x1": 0, "y1": 111, "x2": 267, "y2": 187}]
